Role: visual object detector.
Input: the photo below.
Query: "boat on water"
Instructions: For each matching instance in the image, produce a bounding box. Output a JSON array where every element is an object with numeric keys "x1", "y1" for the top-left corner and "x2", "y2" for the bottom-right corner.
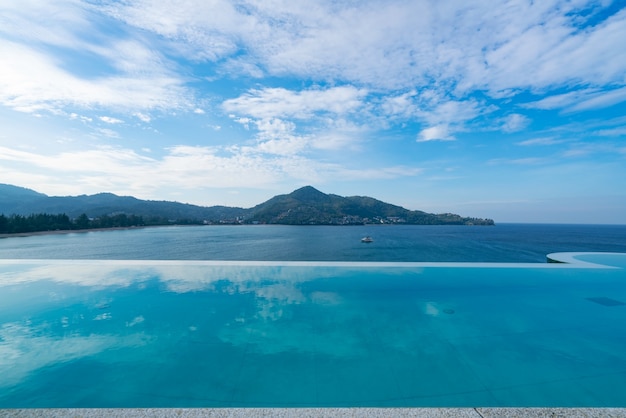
[{"x1": 361, "y1": 236, "x2": 373, "y2": 243}]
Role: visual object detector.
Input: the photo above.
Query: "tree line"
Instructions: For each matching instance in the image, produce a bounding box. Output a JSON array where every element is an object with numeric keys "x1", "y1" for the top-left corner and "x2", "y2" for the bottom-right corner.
[{"x1": 0, "y1": 213, "x2": 202, "y2": 234}]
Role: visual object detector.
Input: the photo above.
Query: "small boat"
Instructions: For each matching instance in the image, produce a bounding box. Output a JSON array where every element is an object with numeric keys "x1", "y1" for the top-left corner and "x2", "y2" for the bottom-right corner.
[{"x1": 361, "y1": 236, "x2": 373, "y2": 243}]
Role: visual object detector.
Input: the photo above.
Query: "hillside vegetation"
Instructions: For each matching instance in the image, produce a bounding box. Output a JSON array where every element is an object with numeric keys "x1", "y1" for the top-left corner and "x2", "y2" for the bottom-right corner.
[{"x1": 0, "y1": 184, "x2": 494, "y2": 233}]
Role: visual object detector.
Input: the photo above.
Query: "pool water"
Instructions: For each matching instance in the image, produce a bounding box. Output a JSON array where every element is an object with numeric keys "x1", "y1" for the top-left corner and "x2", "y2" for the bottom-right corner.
[{"x1": 1, "y1": 255, "x2": 625, "y2": 407}]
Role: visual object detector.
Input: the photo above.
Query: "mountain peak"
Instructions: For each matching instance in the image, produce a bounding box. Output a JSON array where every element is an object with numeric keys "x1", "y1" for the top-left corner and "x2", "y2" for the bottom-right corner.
[
  {"x1": 0, "y1": 183, "x2": 47, "y2": 198},
  {"x1": 289, "y1": 186, "x2": 328, "y2": 202}
]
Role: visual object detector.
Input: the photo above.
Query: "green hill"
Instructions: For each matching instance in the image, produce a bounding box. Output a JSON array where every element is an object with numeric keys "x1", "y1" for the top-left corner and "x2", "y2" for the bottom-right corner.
[
  {"x1": 0, "y1": 184, "x2": 494, "y2": 226},
  {"x1": 247, "y1": 186, "x2": 493, "y2": 225}
]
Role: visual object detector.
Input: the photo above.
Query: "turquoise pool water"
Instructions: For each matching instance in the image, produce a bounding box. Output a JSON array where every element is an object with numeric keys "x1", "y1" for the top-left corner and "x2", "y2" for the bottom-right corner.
[{"x1": 1, "y1": 254, "x2": 625, "y2": 407}]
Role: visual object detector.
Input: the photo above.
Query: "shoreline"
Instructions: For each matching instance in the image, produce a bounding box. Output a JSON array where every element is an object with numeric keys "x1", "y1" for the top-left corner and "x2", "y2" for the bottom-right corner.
[{"x1": 0, "y1": 225, "x2": 155, "y2": 239}]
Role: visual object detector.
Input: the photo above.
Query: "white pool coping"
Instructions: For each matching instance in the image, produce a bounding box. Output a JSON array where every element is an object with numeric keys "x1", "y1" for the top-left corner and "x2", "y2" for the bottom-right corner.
[
  {"x1": 546, "y1": 251, "x2": 626, "y2": 267},
  {"x1": 1, "y1": 251, "x2": 625, "y2": 269}
]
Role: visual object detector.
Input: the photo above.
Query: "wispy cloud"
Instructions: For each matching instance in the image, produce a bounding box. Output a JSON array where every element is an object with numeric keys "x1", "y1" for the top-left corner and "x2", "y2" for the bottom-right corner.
[
  {"x1": 500, "y1": 114, "x2": 530, "y2": 133},
  {"x1": 223, "y1": 86, "x2": 367, "y2": 120},
  {"x1": 0, "y1": 143, "x2": 421, "y2": 203},
  {"x1": 568, "y1": 87, "x2": 626, "y2": 112},
  {"x1": 487, "y1": 157, "x2": 549, "y2": 166},
  {"x1": 595, "y1": 126, "x2": 626, "y2": 137},
  {"x1": 473, "y1": 5, "x2": 626, "y2": 94},
  {"x1": 561, "y1": 142, "x2": 625, "y2": 158},
  {"x1": 134, "y1": 113, "x2": 152, "y2": 123},
  {"x1": 0, "y1": 1, "x2": 193, "y2": 115},
  {"x1": 0, "y1": 40, "x2": 192, "y2": 114},
  {"x1": 517, "y1": 137, "x2": 565, "y2": 146},
  {"x1": 524, "y1": 87, "x2": 626, "y2": 113}
]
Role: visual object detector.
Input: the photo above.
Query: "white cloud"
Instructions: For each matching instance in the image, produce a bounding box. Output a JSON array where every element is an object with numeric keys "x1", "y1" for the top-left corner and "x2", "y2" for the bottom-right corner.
[
  {"x1": 4, "y1": 0, "x2": 626, "y2": 120},
  {"x1": 233, "y1": 117, "x2": 252, "y2": 130},
  {"x1": 501, "y1": 113, "x2": 530, "y2": 133},
  {"x1": 254, "y1": 119, "x2": 309, "y2": 156},
  {"x1": 134, "y1": 113, "x2": 152, "y2": 123},
  {"x1": 100, "y1": 1, "x2": 626, "y2": 96},
  {"x1": 95, "y1": 39, "x2": 168, "y2": 76},
  {"x1": 254, "y1": 137, "x2": 302, "y2": 156},
  {"x1": 99, "y1": 0, "x2": 247, "y2": 62},
  {"x1": 223, "y1": 86, "x2": 372, "y2": 156},
  {"x1": 0, "y1": 145, "x2": 153, "y2": 174},
  {"x1": 524, "y1": 87, "x2": 626, "y2": 113},
  {"x1": 70, "y1": 113, "x2": 93, "y2": 123},
  {"x1": 0, "y1": 0, "x2": 92, "y2": 50},
  {"x1": 311, "y1": 119, "x2": 369, "y2": 152},
  {"x1": 223, "y1": 86, "x2": 367, "y2": 120},
  {"x1": 255, "y1": 118, "x2": 296, "y2": 140},
  {"x1": 99, "y1": 116, "x2": 124, "y2": 124},
  {"x1": 523, "y1": 90, "x2": 588, "y2": 110},
  {"x1": 0, "y1": 0, "x2": 195, "y2": 115},
  {"x1": 0, "y1": 142, "x2": 423, "y2": 203},
  {"x1": 595, "y1": 126, "x2": 626, "y2": 137},
  {"x1": 417, "y1": 125, "x2": 455, "y2": 142},
  {"x1": 95, "y1": 128, "x2": 120, "y2": 139},
  {"x1": 487, "y1": 157, "x2": 548, "y2": 166},
  {"x1": 3, "y1": 0, "x2": 624, "y2": 144},
  {"x1": 568, "y1": 87, "x2": 626, "y2": 112},
  {"x1": 517, "y1": 137, "x2": 565, "y2": 146},
  {"x1": 380, "y1": 90, "x2": 419, "y2": 119},
  {"x1": 418, "y1": 97, "x2": 486, "y2": 128},
  {"x1": 0, "y1": 40, "x2": 193, "y2": 113},
  {"x1": 561, "y1": 142, "x2": 624, "y2": 158},
  {"x1": 461, "y1": 3, "x2": 626, "y2": 94}
]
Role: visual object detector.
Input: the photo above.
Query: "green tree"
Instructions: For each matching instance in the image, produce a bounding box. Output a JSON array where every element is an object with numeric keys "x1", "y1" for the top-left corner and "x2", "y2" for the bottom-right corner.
[
  {"x1": 0, "y1": 214, "x2": 8, "y2": 233},
  {"x1": 75, "y1": 213, "x2": 91, "y2": 229}
]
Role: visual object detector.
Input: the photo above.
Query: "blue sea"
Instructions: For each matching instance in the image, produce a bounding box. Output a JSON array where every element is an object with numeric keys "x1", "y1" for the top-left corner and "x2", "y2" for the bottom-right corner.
[
  {"x1": 1, "y1": 223, "x2": 626, "y2": 407},
  {"x1": 1, "y1": 223, "x2": 626, "y2": 261}
]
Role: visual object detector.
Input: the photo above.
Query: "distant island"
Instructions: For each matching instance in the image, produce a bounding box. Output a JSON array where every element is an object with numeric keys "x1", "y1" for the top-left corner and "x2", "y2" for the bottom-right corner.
[{"x1": 0, "y1": 184, "x2": 494, "y2": 234}]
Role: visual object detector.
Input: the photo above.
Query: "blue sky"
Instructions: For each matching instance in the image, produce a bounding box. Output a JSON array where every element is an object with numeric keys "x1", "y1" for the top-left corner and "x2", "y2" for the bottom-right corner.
[{"x1": 1, "y1": 0, "x2": 625, "y2": 223}]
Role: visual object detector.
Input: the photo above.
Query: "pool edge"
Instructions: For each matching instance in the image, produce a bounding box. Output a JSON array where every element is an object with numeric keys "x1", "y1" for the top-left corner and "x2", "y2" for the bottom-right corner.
[{"x1": 2, "y1": 408, "x2": 626, "y2": 417}]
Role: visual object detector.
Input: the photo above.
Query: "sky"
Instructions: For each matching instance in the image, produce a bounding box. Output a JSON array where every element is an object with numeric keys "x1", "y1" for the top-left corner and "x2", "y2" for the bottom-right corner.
[{"x1": 1, "y1": 0, "x2": 625, "y2": 224}]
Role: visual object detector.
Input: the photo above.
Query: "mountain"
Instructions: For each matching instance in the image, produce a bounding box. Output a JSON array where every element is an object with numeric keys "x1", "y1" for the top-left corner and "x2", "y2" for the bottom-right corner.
[
  {"x1": 247, "y1": 186, "x2": 493, "y2": 225},
  {"x1": 0, "y1": 184, "x2": 47, "y2": 211},
  {"x1": 0, "y1": 184, "x2": 246, "y2": 222},
  {"x1": 0, "y1": 184, "x2": 494, "y2": 225}
]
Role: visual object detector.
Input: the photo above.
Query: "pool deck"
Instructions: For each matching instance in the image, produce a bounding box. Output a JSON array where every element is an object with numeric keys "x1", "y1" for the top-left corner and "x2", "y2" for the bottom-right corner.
[{"x1": 2, "y1": 409, "x2": 626, "y2": 417}]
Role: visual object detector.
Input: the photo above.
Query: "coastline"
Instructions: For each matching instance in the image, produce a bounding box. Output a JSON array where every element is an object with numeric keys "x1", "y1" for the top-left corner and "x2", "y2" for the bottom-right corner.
[{"x1": 0, "y1": 225, "x2": 152, "y2": 239}]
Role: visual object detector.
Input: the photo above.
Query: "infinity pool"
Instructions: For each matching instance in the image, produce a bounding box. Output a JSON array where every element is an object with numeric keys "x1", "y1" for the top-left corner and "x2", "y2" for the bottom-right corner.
[{"x1": 1, "y1": 253, "x2": 625, "y2": 407}]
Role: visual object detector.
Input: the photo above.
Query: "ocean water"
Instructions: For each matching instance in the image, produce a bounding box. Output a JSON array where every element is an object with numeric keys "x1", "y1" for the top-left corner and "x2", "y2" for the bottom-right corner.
[
  {"x1": 1, "y1": 223, "x2": 626, "y2": 262},
  {"x1": 1, "y1": 224, "x2": 626, "y2": 407}
]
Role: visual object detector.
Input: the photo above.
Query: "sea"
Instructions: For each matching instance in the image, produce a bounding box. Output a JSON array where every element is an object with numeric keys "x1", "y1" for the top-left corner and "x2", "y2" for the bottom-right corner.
[
  {"x1": 1, "y1": 223, "x2": 625, "y2": 262},
  {"x1": 2, "y1": 223, "x2": 626, "y2": 407}
]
